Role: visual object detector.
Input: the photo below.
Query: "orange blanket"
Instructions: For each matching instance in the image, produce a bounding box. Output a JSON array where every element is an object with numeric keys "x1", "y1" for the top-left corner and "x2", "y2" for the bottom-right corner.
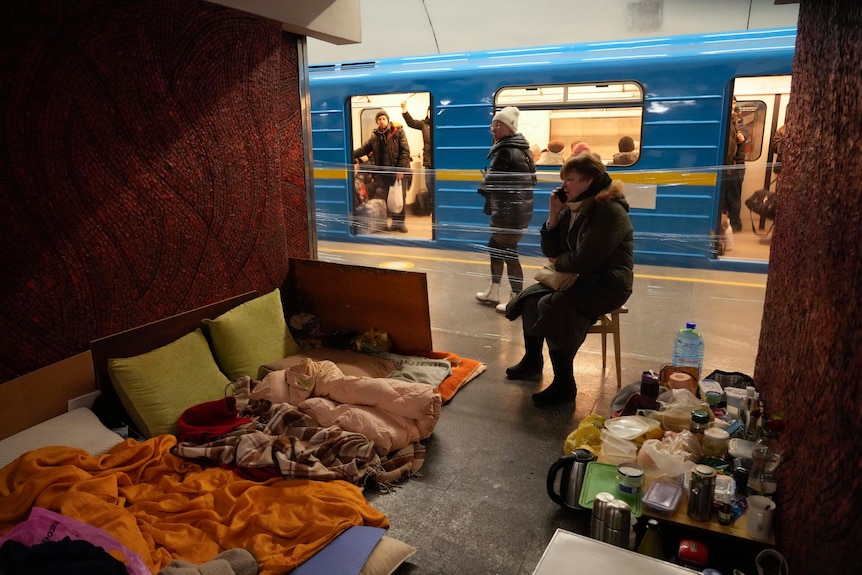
[
  {"x1": 0, "y1": 435, "x2": 388, "y2": 574},
  {"x1": 427, "y1": 351, "x2": 487, "y2": 403}
]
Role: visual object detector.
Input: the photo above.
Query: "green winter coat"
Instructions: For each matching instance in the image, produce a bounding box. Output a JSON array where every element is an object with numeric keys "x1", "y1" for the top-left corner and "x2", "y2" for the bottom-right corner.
[{"x1": 506, "y1": 179, "x2": 634, "y2": 343}]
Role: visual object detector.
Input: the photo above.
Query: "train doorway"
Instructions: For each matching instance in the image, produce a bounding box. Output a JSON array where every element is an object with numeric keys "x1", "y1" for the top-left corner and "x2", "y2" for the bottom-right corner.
[
  {"x1": 721, "y1": 74, "x2": 791, "y2": 262},
  {"x1": 349, "y1": 92, "x2": 433, "y2": 241}
]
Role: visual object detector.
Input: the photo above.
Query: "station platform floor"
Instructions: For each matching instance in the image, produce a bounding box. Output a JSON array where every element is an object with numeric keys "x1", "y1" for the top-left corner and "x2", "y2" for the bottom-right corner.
[{"x1": 316, "y1": 240, "x2": 768, "y2": 575}]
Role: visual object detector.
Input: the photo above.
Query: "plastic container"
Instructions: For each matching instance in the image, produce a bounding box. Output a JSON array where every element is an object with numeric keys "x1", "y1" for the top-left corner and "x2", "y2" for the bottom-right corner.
[
  {"x1": 672, "y1": 322, "x2": 704, "y2": 382},
  {"x1": 642, "y1": 480, "x2": 683, "y2": 515},
  {"x1": 728, "y1": 438, "x2": 756, "y2": 460}
]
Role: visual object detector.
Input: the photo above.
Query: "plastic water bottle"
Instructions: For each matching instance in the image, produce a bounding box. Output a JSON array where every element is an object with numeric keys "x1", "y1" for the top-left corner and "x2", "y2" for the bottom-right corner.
[{"x1": 672, "y1": 322, "x2": 704, "y2": 382}]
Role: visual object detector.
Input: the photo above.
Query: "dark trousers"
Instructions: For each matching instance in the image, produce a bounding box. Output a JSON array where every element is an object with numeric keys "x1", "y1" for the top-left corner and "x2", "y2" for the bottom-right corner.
[
  {"x1": 389, "y1": 174, "x2": 411, "y2": 228},
  {"x1": 720, "y1": 165, "x2": 744, "y2": 231}
]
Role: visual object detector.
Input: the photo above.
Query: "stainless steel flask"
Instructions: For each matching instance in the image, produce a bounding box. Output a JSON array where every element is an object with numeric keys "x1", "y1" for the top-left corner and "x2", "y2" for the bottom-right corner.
[{"x1": 687, "y1": 464, "x2": 717, "y2": 522}]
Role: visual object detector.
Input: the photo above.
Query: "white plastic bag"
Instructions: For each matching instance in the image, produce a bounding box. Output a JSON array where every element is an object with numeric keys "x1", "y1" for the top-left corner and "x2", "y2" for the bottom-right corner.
[
  {"x1": 598, "y1": 428, "x2": 638, "y2": 464},
  {"x1": 387, "y1": 179, "x2": 404, "y2": 213},
  {"x1": 637, "y1": 438, "x2": 696, "y2": 481}
]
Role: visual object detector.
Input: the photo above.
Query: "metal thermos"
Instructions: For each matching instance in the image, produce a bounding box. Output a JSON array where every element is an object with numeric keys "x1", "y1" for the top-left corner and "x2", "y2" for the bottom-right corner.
[
  {"x1": 590, "y1": 492, "x2": 616, "y2": 541},
  {"x1": 602, "y1": 499, "x2": 633, "y2": 549},
  {"x1": 687, "y1": 464, "x2": 717, "y2": 522}
]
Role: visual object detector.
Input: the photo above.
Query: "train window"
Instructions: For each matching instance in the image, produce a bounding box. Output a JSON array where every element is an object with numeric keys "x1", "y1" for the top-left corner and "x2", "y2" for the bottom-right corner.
[
  {"x1": 737, "y1": 100, "x2": 767, "y2": 162},
  {"x1": 496, "y1": 82, "x2": 643, "y2": 166}
]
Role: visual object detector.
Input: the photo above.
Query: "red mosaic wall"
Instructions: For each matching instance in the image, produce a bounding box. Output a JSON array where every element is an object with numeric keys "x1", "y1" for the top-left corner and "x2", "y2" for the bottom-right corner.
[
  {"x1": 755, "y1": 1, "x2": 862, "y2": 572},
  {"x1": 0, "y1": 0, "x2": 310, "y2": 381}
]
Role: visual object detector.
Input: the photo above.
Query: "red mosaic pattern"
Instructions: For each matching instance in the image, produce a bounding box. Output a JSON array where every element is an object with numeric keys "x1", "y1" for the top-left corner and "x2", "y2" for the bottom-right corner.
[
  {"x1": 0, "y1": 0, "x2": 310, "y2": 381},
  {"x1": 755, "y1": 2, "x2": 862, "y2": 571}
]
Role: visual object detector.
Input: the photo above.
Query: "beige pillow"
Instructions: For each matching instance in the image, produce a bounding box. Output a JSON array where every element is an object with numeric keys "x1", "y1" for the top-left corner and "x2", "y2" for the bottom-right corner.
[
  {"x1": 360, "y1": 536, "x2": 417, "y2": 575},
  {"x1": 108, "y1": 329, "x2": 230, "y2": 437},
  {"x1": 204, "y1": 288, "x2": 301, "y2": 380}
]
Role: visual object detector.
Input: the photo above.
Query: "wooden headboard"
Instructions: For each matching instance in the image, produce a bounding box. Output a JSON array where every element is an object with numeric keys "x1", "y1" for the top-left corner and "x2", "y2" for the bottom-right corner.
[
  {"x1": 90, "y1": 292, "x2": 258, "y2": 394},
  {"x1": 1, "y1": 258, "x2": 432, "y2": 439}
]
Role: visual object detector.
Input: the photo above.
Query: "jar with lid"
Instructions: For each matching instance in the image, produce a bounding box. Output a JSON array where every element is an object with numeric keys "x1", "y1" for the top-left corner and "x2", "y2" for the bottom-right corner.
[
  {"x1": 690, "y1": 409, "x2": 709, "y2": 437},
  {"x1": 703, "y1": 426, "x2": 730, "y2": 458},
  {"x1": 616, "y1": 463, "x2": 645, "y2": 508}
]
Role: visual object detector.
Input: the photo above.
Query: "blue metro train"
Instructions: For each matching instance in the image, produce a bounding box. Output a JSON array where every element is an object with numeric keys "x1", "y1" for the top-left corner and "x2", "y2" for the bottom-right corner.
[{"x1": 308, "y1": 27, "x2": 795, "y2": 273}]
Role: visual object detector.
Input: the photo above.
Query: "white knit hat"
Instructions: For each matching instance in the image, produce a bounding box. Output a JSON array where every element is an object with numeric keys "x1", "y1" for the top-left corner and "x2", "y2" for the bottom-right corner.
[{"x1": 493, "y1": 106, "x2": 519, "y2": 132}]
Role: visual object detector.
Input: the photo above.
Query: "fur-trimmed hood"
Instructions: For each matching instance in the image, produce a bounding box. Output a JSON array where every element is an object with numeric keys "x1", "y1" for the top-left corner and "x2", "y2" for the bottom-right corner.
[{"x1": 594, "y1": 179, "x2": 629, "y2": 211}]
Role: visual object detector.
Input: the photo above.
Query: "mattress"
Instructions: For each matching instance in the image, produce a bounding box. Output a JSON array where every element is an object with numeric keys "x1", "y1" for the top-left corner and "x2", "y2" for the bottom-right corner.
[{"x1": 0, "y1": 407, "x2": 124, "y2": 469}]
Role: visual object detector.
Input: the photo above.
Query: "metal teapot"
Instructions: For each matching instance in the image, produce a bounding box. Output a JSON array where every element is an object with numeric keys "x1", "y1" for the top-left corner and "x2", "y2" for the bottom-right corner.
[{"x1": 546, "y1": 448, "x2": 597, "y2": 510}]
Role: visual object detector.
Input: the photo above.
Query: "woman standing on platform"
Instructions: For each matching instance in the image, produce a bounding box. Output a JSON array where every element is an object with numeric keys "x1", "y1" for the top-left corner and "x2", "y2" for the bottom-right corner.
[
  {"x1": 503, "y1": 152, "x2": 634, "y2": 406},
  {"x1": 475, "y1": 106, "x2": 536, "y2": 308}
]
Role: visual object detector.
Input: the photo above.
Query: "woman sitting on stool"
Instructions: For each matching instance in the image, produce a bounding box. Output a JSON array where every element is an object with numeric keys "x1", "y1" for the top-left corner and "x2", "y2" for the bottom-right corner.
[{"x1": 503, "y1": 152, "x2": 634, "y2": 406}]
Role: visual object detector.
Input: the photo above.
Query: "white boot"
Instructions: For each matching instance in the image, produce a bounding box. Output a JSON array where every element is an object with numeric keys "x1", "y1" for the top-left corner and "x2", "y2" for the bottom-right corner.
[
  {"x1": 476, "y1": 281, "x2": 501, "y2": 304},
  {"x1": 496, "y1": 292, "x2": 517, "y2": 313}
]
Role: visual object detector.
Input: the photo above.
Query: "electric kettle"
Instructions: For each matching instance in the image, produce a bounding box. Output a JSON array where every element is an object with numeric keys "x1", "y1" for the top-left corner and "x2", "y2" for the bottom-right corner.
[{"x1": 546, "y1": 448, "x2": 597, "y2": 510}]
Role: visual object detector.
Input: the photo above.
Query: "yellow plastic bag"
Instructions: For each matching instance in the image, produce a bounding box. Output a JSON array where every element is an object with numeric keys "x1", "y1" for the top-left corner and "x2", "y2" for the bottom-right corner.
[{"x1": 563, "y1": 414, "x2": 606, "y2": 455}]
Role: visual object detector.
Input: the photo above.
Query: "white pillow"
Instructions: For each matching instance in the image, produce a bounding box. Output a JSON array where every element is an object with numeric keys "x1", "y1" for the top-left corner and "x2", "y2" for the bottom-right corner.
[{"x1": 0, "y1": 408, "x2": 124, "y2": 469}]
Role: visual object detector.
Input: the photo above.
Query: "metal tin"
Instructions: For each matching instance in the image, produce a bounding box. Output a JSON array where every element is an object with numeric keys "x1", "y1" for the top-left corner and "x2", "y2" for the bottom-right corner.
[
  {"x1": 590, "y1": 492, "x2": 615, "y2": 541},
  {"x1": 602, "y1": 499, "x2": 632, "y2": 549},
  {"x1": 687, "y1": 464, "x2": 716, "y2": 522}
]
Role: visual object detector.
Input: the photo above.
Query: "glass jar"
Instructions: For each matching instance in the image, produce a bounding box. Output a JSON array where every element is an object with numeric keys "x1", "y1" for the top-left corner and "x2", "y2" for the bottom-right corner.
[
  {"x1": 703, "y1": 426, "x2": 730, "y2": 458},
  {"x1": 690, "y1": 409, "x2": 709, "y2": 436}
]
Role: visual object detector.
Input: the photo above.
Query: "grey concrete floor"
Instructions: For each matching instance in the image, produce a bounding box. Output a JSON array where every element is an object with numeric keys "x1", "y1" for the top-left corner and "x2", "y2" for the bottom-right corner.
[{"x1": 318, "y1": 241, "x2": 767, "y2": 575}]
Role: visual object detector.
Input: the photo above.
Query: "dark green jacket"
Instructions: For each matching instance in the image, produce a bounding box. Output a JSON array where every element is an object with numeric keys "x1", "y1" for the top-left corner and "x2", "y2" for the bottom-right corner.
[{"x1": 506, "y1": 179, "x2": 633, "y2": 340}]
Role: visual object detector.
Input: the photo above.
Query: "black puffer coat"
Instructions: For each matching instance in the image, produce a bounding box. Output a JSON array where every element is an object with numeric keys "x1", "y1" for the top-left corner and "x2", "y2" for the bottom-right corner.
[
  {"x1": 478, "y1": 133, "x2": 536, "y2": 230},
  {"x1": 353, "y1": 123, "x2": 411, "y2": 187}
]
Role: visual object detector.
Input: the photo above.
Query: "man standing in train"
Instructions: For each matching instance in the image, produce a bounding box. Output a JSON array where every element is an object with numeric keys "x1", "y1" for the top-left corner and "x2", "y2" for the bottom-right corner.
[
  {"x1": 401, "y1": 101, "x2": 434, "y2": 215},
  {"x1": 721, "y1": 97, "x2": 748, "y2": 232},
  {"x1": 353, "y1": 110, "x2": 412, "y2": 232}
]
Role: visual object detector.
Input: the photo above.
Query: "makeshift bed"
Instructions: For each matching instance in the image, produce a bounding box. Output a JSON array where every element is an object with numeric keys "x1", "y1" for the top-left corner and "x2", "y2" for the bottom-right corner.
[{"x1": 0, "y1": 259, "x2": 486, "y2": 575}]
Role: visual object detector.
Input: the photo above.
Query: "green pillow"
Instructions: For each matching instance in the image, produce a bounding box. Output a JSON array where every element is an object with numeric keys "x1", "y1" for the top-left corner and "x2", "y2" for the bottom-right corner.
[
  {"x1": 108, "y1": 328, "x2": 230, "y2": 438},
  {"x1": 204, "y1": 288, "x2": 300, "y2": 380}
]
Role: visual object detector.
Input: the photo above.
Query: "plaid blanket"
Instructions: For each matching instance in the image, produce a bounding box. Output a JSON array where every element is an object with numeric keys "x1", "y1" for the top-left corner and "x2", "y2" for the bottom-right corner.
[{"x1": 174, "y1": 399, "x2": 425, "y2": 487}]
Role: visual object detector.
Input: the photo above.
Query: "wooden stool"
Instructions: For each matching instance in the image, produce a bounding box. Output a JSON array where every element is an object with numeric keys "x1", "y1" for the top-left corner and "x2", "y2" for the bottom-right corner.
[{"x1": 587, "y1": 307, "x2": 628, "y2": 388}]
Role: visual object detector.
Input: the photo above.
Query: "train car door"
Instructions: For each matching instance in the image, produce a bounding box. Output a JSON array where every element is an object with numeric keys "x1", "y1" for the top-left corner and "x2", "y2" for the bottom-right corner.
[
  {"x1": 349, "y1": 92, "x2": 433, "y2": 240},
  {"x1": 721, "y1": 75, "x2": 791, "y2": 262}
]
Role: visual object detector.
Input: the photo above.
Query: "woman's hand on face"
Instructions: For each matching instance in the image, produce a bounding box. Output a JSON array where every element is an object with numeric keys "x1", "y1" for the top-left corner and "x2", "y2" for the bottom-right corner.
[{"x1": 547, "y1": 187, "x2": 565, "y2": 227}]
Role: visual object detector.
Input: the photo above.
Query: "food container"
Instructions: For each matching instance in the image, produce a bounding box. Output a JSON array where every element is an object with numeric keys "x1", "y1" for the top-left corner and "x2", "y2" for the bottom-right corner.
[
  {"x1": 712, "y1": 473, "x2": 735, "y2": 503},
  {"x1": 642, "y1": 480, "x2": 683, "y2": 515},
  {"x1": 728, "y1": 437, "x2": 756, "y2": 460},
  {"x1": 725, "y1": 386, "x2": 755, "y2": 411},
  {"x1": 698, "y1": 379, "x2": 723, "y2": 405}
]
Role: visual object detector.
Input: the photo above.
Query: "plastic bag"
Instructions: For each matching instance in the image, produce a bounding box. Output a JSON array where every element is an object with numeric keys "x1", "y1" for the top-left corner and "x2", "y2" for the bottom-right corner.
[
  {"x1": 563, "y1": 414, "x2": 606, "y2": 455},
  {"x1": 353, "y1": 327, "x2": 392, "y2": 353},
  {"x1": 657, "y1": 388, "x2": 714, "y2": 432},
  {"x1": 387, "y1": 180, "x2": 404, "y2": 213},
  {"x1": 0, "y1": 507, "x2": 150, "y2": 575},
  {"x1": 637, "y1": 438, "x2": 696, "y2": 481},
  {"x1": 598, "y1": 428, "x2": 638, "y2": 464}
]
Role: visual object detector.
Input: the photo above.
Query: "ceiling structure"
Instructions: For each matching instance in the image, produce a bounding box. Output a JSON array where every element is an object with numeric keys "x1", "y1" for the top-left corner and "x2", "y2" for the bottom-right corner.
[{"x1": 304, "y1": 0, "x2": 800, "y2": 65}]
